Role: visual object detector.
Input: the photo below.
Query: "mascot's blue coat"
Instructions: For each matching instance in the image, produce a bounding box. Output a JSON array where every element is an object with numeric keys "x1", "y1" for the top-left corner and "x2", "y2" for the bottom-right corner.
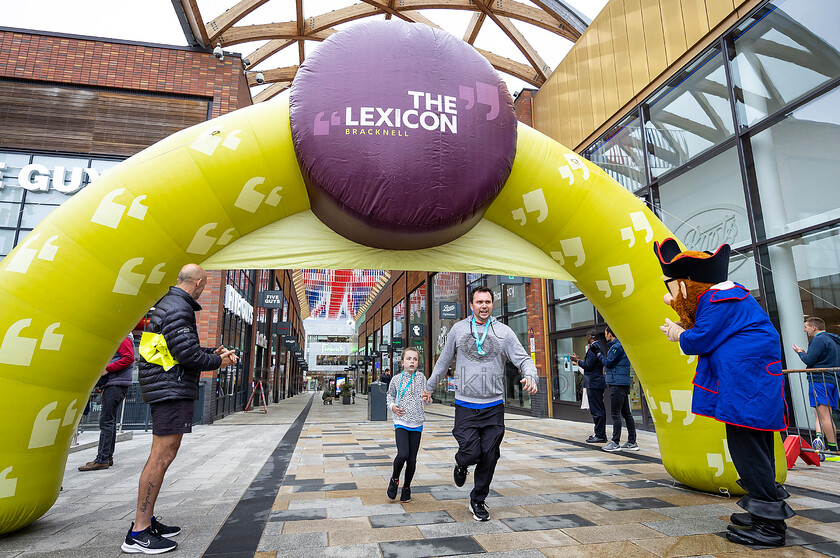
[{"x1": 679, "y1": 282, "x2": 786, "y2": 431}]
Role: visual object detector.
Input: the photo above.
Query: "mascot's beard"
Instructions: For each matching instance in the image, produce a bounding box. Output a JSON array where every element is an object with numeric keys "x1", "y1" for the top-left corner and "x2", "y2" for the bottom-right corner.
[{"x1": 669, "y1": 280, "x2": 715, "y2": 330}]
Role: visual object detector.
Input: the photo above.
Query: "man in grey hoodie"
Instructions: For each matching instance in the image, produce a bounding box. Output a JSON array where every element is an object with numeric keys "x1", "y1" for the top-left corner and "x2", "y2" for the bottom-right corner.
[{"x1": 422, "y1": 286, "x2": 538, "y2": 521}]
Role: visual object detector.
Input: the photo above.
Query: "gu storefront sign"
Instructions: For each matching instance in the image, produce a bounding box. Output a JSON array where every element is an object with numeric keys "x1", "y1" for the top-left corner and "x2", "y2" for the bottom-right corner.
[{"x1": 0, "y1": 160, "x2": 101, "y2": 194}]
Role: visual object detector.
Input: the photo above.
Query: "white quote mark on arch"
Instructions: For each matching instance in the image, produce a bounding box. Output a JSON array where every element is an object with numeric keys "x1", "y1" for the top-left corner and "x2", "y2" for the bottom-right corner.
[
  {"x1": 0, "y1": 319, "x2": 63, "y2": 366},
  {"x1": 549, "y1": 237, "x2": 585, "y2": 267},
  {"x1": 113, "y1": 259, "x2": 167, "y2": 296},
  {"x1": 0, "y1": 467, "x2": 17, "y2": 499},
  {"x1": 670, "y1": 390, "x2": 694, "y2": 426},
  {"x1": 558, "y1": 154, "x2": 590, "y2": 186},
  {"x1": 620, "y1": 211, "x2": 653, "y2": 248},
  {"x1": 707, "y1": 440, "x2": 734, "y2": 478},
  {"x1": 3, "y1": 233, "x2": 59, "y2": 274},
  {"x1": 511, "y1": 189, "x2": 548, "y2": 225},
  {"x1": 187, "y1": 224, "x2": 235, "y2": 255},
  {"x1": 28, "y1": 399, "x2": 78, "y2": 449},
  {"x1": 234, "y1": 177, "x2": 283, "y2": 213},
  {"x1": 91, "y1": 189, "x2": 148, "y2": 229},
  {"x1": 190, "y1": 127, "x2": 243, "y2": 156},
  {"x1": 595, "y1": 264, "x2": 634, "y2": 298}
]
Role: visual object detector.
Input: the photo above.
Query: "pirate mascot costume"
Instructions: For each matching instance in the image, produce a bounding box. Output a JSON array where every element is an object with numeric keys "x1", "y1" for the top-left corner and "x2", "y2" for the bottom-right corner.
[{"x1": 655, "y1": 238, "x2": 794, "y2": 547}]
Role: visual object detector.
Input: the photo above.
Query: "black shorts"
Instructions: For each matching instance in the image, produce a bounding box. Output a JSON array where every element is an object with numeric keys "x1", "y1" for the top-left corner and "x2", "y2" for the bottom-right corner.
[{"x1": 150, "y1": 399, "x2": 194, "y2": 436}]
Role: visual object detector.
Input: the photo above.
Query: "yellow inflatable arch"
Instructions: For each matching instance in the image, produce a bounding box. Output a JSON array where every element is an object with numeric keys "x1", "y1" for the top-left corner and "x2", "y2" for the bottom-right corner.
[{"x1": 0, "y1": 93, "x2": 786, "y2": 534}]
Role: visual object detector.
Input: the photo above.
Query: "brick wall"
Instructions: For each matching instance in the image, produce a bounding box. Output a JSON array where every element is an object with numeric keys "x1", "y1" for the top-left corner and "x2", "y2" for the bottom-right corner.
[
  {"x1": 0, "y1": 29, "x2": 250, "y2": 117},
  {"x1": 514, "y1": 89, "x2": 536, "y2": 127}
]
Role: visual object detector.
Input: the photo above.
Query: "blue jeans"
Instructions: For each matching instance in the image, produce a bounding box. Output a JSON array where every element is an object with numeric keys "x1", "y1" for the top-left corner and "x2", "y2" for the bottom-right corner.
[{"x1": 95, "y1": 385, "x2": 128, "y2": 463}]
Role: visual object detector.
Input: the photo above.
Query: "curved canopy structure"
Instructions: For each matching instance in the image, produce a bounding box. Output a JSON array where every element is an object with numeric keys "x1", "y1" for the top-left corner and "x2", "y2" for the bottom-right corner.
[{"x1": 172, "y1": 0, "x2": 591, "y2": 100}]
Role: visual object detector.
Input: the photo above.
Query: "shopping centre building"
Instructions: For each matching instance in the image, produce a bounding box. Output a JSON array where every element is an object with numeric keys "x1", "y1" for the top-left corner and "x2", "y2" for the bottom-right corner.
[{"x1": 2, "y1": 0, "x2": 837, "y2": 436}]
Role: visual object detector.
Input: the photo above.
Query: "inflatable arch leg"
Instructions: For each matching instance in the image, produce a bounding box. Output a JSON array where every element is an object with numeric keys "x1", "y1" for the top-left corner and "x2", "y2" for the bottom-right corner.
[{"x1": 0, "y1": 93, "x2": 785, "y2": 534}]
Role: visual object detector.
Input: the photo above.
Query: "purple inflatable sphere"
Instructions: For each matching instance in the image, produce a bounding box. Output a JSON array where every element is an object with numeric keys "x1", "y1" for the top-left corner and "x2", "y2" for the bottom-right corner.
[{"x1": 289, "y1": 20, "x2": 517, "y2": 250}]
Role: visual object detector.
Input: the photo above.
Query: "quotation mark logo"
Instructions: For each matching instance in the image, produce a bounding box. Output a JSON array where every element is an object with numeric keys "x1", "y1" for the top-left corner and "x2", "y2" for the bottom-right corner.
[
  {"x1": 91, "y1": 189, "x2": 147, "y2": 229},
  {"x1": 511, "y1": 189, "x2": 548, "y2": 225},
  {"x1": 0, "y1": 319, "x2": 63, "y2": 366},
  {"x1": 3, "y1": 233, "x2": 59, "y2": 274},
  {"x1": 187, "y1": 223, "x2": 235, "y2": 255},
  {"x1": 459, "y1": 82, "x2": 500, "y2": 120}
]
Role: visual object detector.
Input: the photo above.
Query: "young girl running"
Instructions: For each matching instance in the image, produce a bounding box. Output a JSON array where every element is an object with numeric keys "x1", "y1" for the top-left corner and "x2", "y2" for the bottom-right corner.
[{"x1": 386, "y1": 347, "x2": 425, "y2": 503}]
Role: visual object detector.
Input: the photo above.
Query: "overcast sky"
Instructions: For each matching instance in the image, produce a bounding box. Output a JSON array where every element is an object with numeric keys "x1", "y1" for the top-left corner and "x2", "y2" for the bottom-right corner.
[{"x1": 4, "y1": 0, "x2": 608, "y2": 94}]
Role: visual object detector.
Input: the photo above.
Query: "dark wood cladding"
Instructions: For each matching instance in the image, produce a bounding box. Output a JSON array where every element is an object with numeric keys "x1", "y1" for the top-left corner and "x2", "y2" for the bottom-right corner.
[{"x1": 0, "y1": 81, "x2": 209, "y2": 157}]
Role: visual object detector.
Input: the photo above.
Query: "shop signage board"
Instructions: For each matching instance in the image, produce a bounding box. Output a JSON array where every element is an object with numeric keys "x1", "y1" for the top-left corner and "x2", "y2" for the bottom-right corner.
[
  {"x1": 392, "y1": 337, "x2": 404, "y2": 348},
  {"x1": 409, "y1": 324, "x2": 426, "y2": 338},
  {"x1": 439, "y1": 301, "x2": 460, "y2": 319},
  {"x1": 258, "y1": 290, "x2": 284, "y2": 308}
]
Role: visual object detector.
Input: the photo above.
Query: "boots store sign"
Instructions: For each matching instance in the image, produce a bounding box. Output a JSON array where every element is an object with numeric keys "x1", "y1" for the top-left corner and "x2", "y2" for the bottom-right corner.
[{"x1": 0, "y1": 161, "x2": 102, "y2": 194}]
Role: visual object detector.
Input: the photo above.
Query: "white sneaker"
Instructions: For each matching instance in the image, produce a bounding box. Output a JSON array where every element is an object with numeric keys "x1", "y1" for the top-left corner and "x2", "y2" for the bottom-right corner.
[
  {"x1": 603, "y1": 441, "x2": 621, "y2": 452},
  {"x1": 620, "y1": 442, "x2": 639, "y2": 451}
]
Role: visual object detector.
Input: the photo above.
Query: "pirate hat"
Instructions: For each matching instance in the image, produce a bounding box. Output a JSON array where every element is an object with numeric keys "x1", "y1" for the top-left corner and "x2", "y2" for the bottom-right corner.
[{"x1": 654, "y1": 238, "x2": 730, "y2": 284}]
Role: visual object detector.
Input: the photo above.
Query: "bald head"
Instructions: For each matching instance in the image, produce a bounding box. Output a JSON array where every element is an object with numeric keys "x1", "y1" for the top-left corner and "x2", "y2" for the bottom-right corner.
[{"x1": 176, "y1": 263, "x2": 208, "y2": 299}]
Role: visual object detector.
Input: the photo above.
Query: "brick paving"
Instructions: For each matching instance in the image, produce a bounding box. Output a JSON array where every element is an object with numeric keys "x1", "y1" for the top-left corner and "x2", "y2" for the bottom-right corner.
[{"x1": 1, "y1": 392, "x2": 838, "y2": 557}]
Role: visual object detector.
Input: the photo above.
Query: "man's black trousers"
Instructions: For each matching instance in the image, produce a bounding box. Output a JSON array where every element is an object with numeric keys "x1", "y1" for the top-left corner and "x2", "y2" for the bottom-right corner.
[
  {"x1": 453, "y1": 403, "x2": 505, "y2": 503},
  {"x1": 587, "y1": 388, "x2": 606, "y2": 439},
  {"x1": 96, "y1": 385, "x2": 128, "y2": 464},
  {"x1": 608, "y1": 385, "x2": 636, "y2": 444}
]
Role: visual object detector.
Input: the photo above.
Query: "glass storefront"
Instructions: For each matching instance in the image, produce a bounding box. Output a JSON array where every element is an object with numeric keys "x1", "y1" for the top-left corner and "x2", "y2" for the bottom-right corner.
[
  {"x1": 577, "y1": 0, "x2": 840, "y2": 434},
  {"x1": 431, "y1": 272, "x2": 464, "y2": 405},
  {"x1": 409, "y1": 285, "x2": 427, "y2": 371},
  {"x1": 0, "y1": 151, "x2": 120, "y2": 257},
  {"x1": 216, "y1": 270, "x2": 255, "y2": 419}
]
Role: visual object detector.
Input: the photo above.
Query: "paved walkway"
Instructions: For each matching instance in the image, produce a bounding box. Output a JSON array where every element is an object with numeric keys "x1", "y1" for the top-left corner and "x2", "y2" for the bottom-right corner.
[{"x1": 1, "y1": 393, "x2": 839, "y2": 557}]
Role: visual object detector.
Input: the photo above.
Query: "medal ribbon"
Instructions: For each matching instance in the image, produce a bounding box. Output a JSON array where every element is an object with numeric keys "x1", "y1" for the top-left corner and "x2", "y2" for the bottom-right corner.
[
  {"x1": 471, "y1": 315, "x2": 489, "y2": 356},
  {"x1": 397, "y1": 370, "x2": 416, "y2": 406}
]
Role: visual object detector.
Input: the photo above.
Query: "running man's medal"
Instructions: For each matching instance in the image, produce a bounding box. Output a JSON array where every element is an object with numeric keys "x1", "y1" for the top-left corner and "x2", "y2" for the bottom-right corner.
[{"x1": 471, "y1": 315, "x2": 489, "y2": 356}]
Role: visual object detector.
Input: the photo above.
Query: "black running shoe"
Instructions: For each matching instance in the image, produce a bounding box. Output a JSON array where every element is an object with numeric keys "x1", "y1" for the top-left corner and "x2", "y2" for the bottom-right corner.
[
  {"x1": 121, "y1": 522, "x2": 177, "y2": 554},
  {"x1": 387, "y1": 477, "x2": 399, "y2": 500},
  {"x1": 400, "y1": 486, "x2": 411, "y2": 503},
  {"x1": 454, "y1": 465, "x2": 468, "y2": 487},
  {"x1": 470, "y1": 499, "x2": 489, "y2": 521},
  {"x1": 150, "y1": 516, "x2": 181, "y2": 538}
]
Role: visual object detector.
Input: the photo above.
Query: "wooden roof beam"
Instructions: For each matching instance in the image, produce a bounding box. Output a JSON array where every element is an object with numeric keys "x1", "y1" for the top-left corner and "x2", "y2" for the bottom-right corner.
[
  {"x1": 463, "y1": 12, "x2": 486, "y2": 44},
  {"x1": 206, "y1": 0, "x2": 270, "y2": 43},
  {"x1": 254, "y1": 82, "x2": 291, "y2": 103},
  {"x1": 246, "y1": 39, "x2": 295, "y2": 68},
  {"x1": 494, "y1": 15, "x2": 550, "y2": 82},
  {"x1": 176, "y1": 0, "x2": 210, "y2": 47}
]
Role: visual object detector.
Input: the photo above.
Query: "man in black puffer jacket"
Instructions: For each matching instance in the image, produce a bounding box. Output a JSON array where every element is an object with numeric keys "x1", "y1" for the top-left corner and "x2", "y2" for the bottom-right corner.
[{"x1": 122, "y1": 264, "x2": 237, "y2": 555}]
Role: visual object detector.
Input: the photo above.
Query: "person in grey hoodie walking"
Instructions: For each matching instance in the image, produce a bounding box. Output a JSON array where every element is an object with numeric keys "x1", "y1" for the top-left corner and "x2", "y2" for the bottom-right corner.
[
  {"x1": 422, "y1": 286, "x2": 538, "y2": 521},
  {"x1": 386, "y1": 348, "x2": 425, "y2": 503}
]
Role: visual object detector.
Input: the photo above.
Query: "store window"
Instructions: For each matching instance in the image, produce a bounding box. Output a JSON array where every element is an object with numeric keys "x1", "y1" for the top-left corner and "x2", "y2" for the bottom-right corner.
[
  {"x1": 583, "y1": 112, "x2": 646, "y2": 192},
  {"x1": 732, "y1": 0, "x2": 840, "y2": 128},
  {"x1": 409, "y1": 285, "x2": 426, "y2": 370},
  {"x1": 750, "y1": 86, "x2": 840, "y2": 239},
  {"x1": 381, "y1": 321, "x2": 391, "y2": 374},
  {"x1": 765, "y1": 226, "x2": 840, "y2": 431},
  {"x1": 432, "y1": 272, "x2": 463, "y2": 404},
  {"x1": 657, "y1": 146, "x2": 751, "y2": 250},
  {"x1": 645, "y1": 48, "x2": 733, "y2": 178},
  {"x1": 552, "y1": 336, "x2": 585, "y2": 404}
]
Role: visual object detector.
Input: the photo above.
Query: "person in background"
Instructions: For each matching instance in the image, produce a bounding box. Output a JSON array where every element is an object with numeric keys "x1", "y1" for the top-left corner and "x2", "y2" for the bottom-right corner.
[
  {"x1": 793, "y1": 316, "x2": 840, "y2": 460},
  {"x1": 571, "y1": 329, "x2": 607, "y2": 444},
  {"x1": 78, "y1": 334, "x2": 135, "y2": 471},
  {"x1": 380, "y1": 368, "x2": 392, "y2": 388},
  {"x1": 599, "y1": 326, "x2": 638, "y2": 452}
]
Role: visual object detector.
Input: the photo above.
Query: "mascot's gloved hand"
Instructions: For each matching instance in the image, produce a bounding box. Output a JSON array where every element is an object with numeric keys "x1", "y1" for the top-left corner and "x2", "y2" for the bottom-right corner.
[{"x1": 660, "y1": 318, "x2": 685, "y2": 343}]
